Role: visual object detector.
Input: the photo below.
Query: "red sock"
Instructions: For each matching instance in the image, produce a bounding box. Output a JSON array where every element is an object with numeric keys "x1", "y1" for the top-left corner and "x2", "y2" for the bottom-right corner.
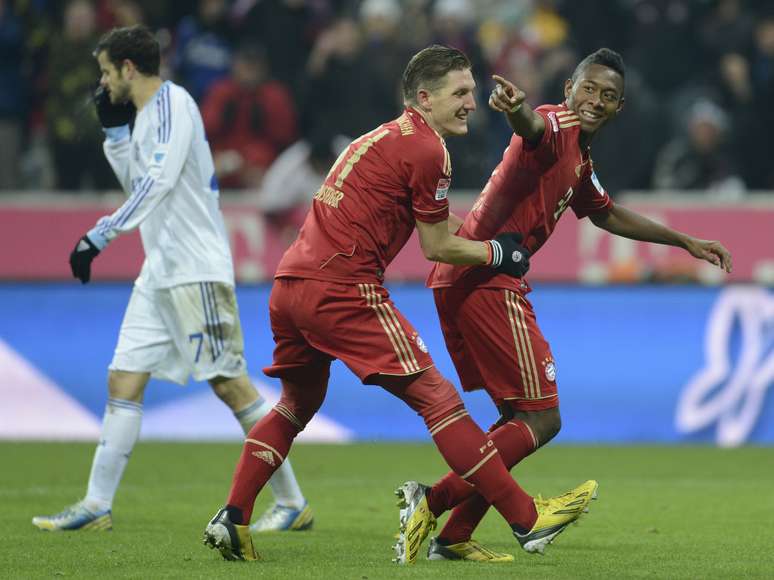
[
  {"x1": 428, "y1": 420, "x2": 537, "y2": 514},
  {"x1": 435, "y1": 420, "x2": 538, "y2": 542},
  {"x1": 225, "y1": 408, "x2": 300, "y2": 523},
  {"x1": 428, "y1": 413, "x2": 537, "y2": 531}
]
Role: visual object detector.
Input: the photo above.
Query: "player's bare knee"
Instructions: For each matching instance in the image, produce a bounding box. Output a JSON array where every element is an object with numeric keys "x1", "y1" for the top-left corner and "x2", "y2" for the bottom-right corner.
[
  {"x1": 107, "y1": 370, "x2": 148, "y2": 402},
  {"x1": 209, "y1": 375, "x2": 257, "y2": 411},
  {"x1": 543, "y1": 409, "x2": 562, "y2": 443},
  {"x1": 530, "y1": 408, "x2": 562, "y2": 446}
]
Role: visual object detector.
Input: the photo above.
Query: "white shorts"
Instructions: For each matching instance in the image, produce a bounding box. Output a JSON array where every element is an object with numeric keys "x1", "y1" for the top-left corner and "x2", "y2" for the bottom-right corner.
[{"x1": 110, "y1": 282, "x2": 247, "y2": 385}]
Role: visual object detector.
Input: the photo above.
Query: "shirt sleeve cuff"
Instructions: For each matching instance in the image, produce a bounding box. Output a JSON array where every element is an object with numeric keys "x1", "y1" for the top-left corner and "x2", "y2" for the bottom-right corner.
[
  {"x1": 103, "y1": 125, "x2": 130, "y2": 142},
  {"x1": 86, "y1": 227, "x2": 109, "y2": 251}
]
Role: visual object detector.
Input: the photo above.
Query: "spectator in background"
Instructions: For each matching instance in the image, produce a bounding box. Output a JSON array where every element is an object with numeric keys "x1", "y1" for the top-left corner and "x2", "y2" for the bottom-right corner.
[
  {"x1": 202, "y1": 43, "x2": 298, "y2": 189},
  {"x1": 235, "y1": 0, "x2": 323, "y2": 101},
  {"x1": 747, "y1": 13, "x2": 774, "y2": 188},
  {"x1": 625, "y1": 0, "x2": 705, "y2": 96},
  {"x1": 652, "y1": 99, "x2": 745, "y2": 196},
  {"x1": 301, "y1": 17, "x2": 377, "y2": 137},
  {"x1": 171, "y1": 0, "x2": 233, "y2": 102},
  {"x1": 0, "y1": 0, "x2": 25, "y2": 189},
  {"x1": 255, "y1": 126, "x2": 347, "y2": 240},
  {"x1": 46, "y1": 0, "x2": 114, "y2": 190},
  {"x1": 359, "y1": 0, "x2": 409, "y2": 122},
  {"x1": 700, "y1": 0, "x2": 753, "y2": 59},
  {"x1": 396, "y1": 0, "x2": 432, "y2": 51},
  {"x1": 96, "y1": 0, "x2": 146, "y2": 29}
]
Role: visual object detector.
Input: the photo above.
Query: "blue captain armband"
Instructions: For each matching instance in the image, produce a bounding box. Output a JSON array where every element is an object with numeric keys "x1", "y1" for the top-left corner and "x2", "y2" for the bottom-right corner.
[{"x1": 104, "y1": 125, "x2": 130, "y2": 142}]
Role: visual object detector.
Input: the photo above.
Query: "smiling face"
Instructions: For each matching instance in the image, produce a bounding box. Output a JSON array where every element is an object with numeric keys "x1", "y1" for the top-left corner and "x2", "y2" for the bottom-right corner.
[
  {"x1": 97, "y1": 50, "x2": 132, "y2": 104},
  {"x1": 564, "y1": 63, "x2": 624, "y2": 134},
  {"x1": 421, "y1": 67, "x2": 477, "y2": 137}
]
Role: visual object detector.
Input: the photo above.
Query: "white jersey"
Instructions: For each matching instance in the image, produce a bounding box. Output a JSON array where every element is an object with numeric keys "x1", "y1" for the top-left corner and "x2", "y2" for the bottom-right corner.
[{"x1": 89, "y1": 80, "x2": 234, "y2": 289}]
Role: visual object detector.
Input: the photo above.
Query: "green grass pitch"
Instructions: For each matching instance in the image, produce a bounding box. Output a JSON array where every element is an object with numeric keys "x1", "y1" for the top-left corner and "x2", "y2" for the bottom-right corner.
[{"x1": 2, "y1": 442, "x2": 772, "y2": 579}]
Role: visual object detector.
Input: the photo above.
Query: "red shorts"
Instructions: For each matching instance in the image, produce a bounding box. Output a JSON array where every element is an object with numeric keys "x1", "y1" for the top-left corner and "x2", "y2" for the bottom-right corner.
[
  {"x1": 264, "y1": 278, "x2": 434, "y2": 381},
  {"x1": 434, "y1": 286, "x2": 559, "y2": 411}
]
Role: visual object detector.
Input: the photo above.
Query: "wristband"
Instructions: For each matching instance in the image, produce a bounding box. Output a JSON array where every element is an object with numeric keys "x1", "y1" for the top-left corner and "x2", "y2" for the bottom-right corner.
[
  {"x1": 488, "y1": 239, "x2": 503, "y2": 268},
  {"x1": 104, "y1": 125, "x2": 130, "y2": 142}
]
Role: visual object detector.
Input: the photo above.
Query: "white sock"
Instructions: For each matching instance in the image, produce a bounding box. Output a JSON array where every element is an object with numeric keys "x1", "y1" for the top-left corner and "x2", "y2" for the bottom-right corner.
[
  {"x1": 235, "y1": 398, "x2": 306, "y2": 510},
  {"x1": 84, "y1": 398, "x2": 143, "y2": 512}
]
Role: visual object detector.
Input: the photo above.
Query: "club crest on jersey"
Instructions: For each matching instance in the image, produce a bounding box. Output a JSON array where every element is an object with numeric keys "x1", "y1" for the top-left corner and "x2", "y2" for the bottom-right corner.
[
  {"x1": 415, "y1": 335, "x2": 428, "y2": 353},
  {"x1": 435, "y1": 178, "x2": 451, "y2": 201},
  {"x1": 542, "y1": 358, "x2": 557, "y2": 382}
]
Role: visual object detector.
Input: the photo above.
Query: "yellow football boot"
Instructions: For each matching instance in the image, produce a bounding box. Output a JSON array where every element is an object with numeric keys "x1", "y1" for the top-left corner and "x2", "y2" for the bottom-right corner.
[
  {"x1": 393, "y1": 481, "x2": 437, "y2": 564},
  {"x1": 427, "y1": 537, "x2": 515, "y2": 562},
  {"x1": 516, "y1": 480, "x2": 599, "y2": 554}
]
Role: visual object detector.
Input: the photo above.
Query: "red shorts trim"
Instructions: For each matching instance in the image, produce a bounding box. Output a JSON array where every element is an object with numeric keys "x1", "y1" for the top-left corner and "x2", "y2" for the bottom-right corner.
[
  {"x1": 264, "y1": 278, "x2": 434, "y2": 381},
  {"x1": 434, "y1": 287, "x2": 558, "y2": 411}
]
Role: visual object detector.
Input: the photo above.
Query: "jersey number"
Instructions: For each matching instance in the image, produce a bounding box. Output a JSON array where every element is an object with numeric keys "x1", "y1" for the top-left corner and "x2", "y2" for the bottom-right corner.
[
  {"x1": 189, "y1": 332, "x2": 204, "y2": 363},
  {"x1": 553, "y1": 187, "x2": 574, "y2": 221},
  {"x1": 326, "y1": 128, "x2": 390, "y2": 189}
]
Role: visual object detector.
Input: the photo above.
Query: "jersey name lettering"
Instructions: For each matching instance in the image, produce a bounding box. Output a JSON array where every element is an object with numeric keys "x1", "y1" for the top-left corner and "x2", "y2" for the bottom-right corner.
[{"x1": 314, "y1": 185, "x2": 345, "y2": 208}]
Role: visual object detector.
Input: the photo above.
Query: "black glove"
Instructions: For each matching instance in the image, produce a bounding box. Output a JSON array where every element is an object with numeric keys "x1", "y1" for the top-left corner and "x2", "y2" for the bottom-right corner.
[
  {"x1": 487, "y1": 232, "x2": 530, "y2": 278},
  {"x1": 69, "y1": 235, "x2": 101, "y2": 284},
  {"x1": 94, "y1": 86, "x2": 136, "y2": 128}
]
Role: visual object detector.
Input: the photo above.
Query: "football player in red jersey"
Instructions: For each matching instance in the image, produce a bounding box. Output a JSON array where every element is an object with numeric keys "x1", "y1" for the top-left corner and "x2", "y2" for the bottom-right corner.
[
  {"x1": 203, "y1": 45, "x2": 570, "y2": 565},
  {"x1": 417, "y1": 48, "x2": 733, "y2": 563}
]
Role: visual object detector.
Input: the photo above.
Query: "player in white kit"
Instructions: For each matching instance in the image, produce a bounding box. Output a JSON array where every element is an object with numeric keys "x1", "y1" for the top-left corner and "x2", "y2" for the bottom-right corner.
[{"x1": 32, "y1": 26, "x2": 312, "y2": 534}]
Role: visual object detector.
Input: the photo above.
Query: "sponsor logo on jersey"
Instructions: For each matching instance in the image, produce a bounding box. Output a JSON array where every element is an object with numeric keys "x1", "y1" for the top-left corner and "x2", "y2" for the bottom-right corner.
[
  {"x1": 591, "y1": 171, "x2": 604, "y2": 195},
  {"x1": 435, "y1": 178, "x2": 451, "y2": 201},
  {"x1": 153, "y1": 151, "x2": 165, "y2": 164},
  {"x1": 416, "y1": 335, "x2": 428, "y2": 353}
]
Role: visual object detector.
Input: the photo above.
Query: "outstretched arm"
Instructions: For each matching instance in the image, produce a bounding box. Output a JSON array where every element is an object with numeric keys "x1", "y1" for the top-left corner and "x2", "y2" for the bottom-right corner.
[
  {"x1": 489, "y1": 74, "x2": 545, "y2": 143},
  {"x1": 416, "y1": 219, "x2": 488, "y2": 265},
  {"x1": 589, "y1": 204, "x2": 733, "y2": 272},
  {"x1": 415, "y1": 219, "x2": 530, "y2": 278}
]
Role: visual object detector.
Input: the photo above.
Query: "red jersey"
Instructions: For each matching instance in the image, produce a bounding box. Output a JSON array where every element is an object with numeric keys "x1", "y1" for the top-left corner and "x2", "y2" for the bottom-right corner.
[
  {"x1": 428, "y1": 103, "x2": 613, "y2": 290},
  {"x1": 276, "y1": 107, "x2": 451, "y2": 284}
]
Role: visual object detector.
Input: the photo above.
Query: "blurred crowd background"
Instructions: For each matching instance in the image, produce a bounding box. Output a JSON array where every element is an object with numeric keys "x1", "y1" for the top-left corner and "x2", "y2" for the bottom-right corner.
[{"x1": 2, "y1": 0, "x2": 774, "y2": 212}]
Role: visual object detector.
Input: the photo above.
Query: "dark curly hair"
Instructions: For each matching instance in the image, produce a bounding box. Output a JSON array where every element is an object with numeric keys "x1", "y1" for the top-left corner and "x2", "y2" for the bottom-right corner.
[
  {"x1": 571, "y1": 48, "x2": 625, "y2": 86},
  {"x1": 94, "y1": 25, "x2": 160, "y2": 76}
]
